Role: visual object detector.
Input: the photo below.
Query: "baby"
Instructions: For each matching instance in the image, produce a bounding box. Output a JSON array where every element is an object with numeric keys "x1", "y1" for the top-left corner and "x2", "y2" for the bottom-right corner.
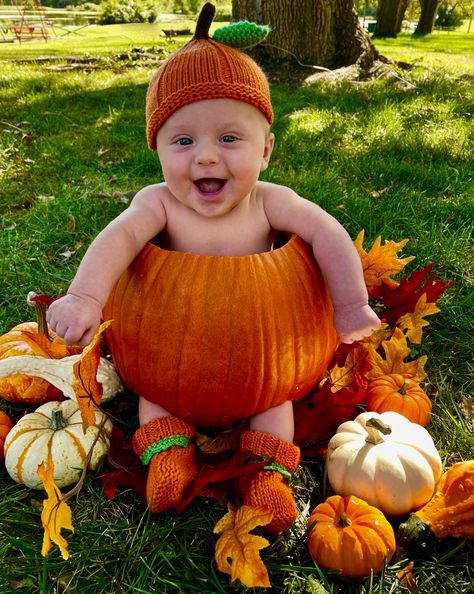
[{"x1": 47, "y1": 3, "x2": 380, "y2": 533}]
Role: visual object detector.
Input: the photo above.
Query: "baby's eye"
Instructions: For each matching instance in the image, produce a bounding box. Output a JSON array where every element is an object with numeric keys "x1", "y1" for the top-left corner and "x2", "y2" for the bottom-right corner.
[
  {"x1": 176, "y1": 137, "x2": 193, "y2": 146},
  {"x1": 221, "y1": 134, "x2": 237, "y2": 143}
]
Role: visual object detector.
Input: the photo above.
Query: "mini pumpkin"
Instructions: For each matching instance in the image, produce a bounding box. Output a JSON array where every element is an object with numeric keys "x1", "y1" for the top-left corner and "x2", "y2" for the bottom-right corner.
[
  {"x1": 365, "y1": 373, "x2": 432, "y2": 426},
  {"x1": 327, "y1": 411, "x2": 442, "y2": 516},
  {"x1": 103, "y1": 235, "x2": 338, "y2": 429},
  {"x1": 398, "y1": 460, "x2": 474, "y2": 549},
  {"x1": 307, "y1": 495, "x2": 396, "y2": 579},
  {"x1": 0, "y1": 410, "x2": 13, "y2": 462},
  {"x1": 0, "y1": 294, "x2": 81, "y2": 404},
  {"x1": 4, "y1": 400, "x2": 113, "y2": 489}
]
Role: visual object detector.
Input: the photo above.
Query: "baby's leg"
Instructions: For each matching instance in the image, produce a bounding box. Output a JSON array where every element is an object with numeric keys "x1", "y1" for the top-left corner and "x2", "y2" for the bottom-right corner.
[
  {"x1": 138, "y1": 396, "x2": 172, "y2": 425},
  {"x1": 239, "y1": 401, "x2": 300, "y2": 534},
  {"x1": 249, "y1": 400, "x2": 294, "y2": 441},
  {"x1": 132, "y1": 396, "x2": 198, "y2": 513}
]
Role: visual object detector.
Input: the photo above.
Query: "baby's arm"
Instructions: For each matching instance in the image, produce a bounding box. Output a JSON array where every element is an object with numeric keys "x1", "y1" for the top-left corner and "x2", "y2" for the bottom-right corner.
[
  {"x1": 47, "y1": 185, "x2": 167, "y2": 346},
  {"x1": 262, "y1": 184, "x2": 380, "y2": 343}
]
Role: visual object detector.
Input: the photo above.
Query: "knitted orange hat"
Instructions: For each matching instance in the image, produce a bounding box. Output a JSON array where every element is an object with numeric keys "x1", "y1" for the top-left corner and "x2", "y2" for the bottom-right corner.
[{"x1": 146, "y1": 2, "x2": 273, "y2": 150}]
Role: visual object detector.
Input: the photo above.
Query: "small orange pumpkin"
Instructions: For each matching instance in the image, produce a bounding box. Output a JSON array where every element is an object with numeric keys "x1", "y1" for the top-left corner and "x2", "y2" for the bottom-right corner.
[
  {"x1": 104, "y1": 235, "x2": 338, "y2": 429},
  {"x1": 0, "y1": 411, "x2": 13, "y2": 461},
  {"x1": 365, "y1": 373, "x2": 432, "y2": 426},
  {"x1": 307, "y1": 495, "x2": 396, "y2": 579},
  {"x1": 0, "y1": 295, "x2": 81, "y2": 404}
]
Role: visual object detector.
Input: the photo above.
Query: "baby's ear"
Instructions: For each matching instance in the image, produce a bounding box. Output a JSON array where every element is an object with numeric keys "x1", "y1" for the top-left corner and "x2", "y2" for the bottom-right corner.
[{"x1": 261, "y1": 132, "x2": 275, "y2": 171}]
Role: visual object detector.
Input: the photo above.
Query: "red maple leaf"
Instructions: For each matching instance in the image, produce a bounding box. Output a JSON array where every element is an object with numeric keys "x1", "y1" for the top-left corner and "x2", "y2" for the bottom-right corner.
[
  {"x1": 293, "y1": 382, "x2": 366, "y2": 457},
  {"x1": 99, "y1": 427, "x2": 147, "y2": 500},
  {"x1": 379, "y1": 264, "x2": 453, "y2": 325},
  {"x1": 176, "y1": 452, "x2": 266, "y2": 513}
]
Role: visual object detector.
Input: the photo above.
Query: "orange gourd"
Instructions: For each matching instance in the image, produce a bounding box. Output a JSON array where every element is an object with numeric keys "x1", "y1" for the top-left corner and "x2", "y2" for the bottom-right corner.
[
  {"x1": 307, "y1": 495, "x2": 396, "y2": 579},
  {"x1": 397, "y1": 460, "x2": 474, "y2": 548},
  {"x1": 103, "y1": 235, "x2": 338, "y2": 429},
  {"x1": 0, "y1": 295, "x2": 81, "y2": 404},
  {"x1": 0, "y1": 411, "x2": 13, "y2": 461},
  {"x1": 365, "y1": 373, "x2": 432, "y2": 426}
]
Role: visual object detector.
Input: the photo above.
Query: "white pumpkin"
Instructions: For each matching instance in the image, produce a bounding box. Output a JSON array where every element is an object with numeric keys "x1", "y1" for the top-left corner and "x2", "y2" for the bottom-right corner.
[
  {"x1": 4, "y1": 400, "x2": 113, "y2": 490},
  {"x1": 327, "y1": 411, "x2": 442, "y2": 516}
]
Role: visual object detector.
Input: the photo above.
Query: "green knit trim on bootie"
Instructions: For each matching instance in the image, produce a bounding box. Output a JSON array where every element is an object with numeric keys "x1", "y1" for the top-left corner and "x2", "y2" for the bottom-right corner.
[
  {"x1": 141, "y1": 435, "x2": 190, "y2": 465},
  {"x1": 263, "y1": 461, "x2": 292, "y2": 480},
  {"x1": 248, "y1": 456, "x2": 292, "y2": 480}
]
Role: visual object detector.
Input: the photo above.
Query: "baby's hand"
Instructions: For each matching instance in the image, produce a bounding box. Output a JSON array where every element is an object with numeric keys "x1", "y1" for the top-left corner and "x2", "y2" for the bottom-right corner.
[
  {"x1": 333, "y1": 303, "x2": 381, "y2": 344},
  {"x1": 46, "y1": 293, "x2": 102, "y2": 346}
]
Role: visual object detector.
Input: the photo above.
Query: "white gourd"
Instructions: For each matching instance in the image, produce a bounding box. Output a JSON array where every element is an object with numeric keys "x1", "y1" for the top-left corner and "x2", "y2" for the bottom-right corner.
[
  {"x1": 327, "y1": 411, "x2": 442, "y2": 516},
  {"x1": 0, "y1": 354, "x2": 122, "y2": 402},
  {"x1": 4, "y1": 400, "x2": 113, "y2": 489}
]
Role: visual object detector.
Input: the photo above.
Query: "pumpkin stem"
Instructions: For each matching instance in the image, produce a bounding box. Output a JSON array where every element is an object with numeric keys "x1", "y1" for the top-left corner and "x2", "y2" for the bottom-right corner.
[
  {"x1": 337, "y1": 511, "x2": 352, "y2": 528},
  {"x1": 398, "y1": 381, "x2": 409, "y2": 396},
  {"x1": 27, "y1": 292, "x2": 52, "y2": 341},
  {"x1": 50, "y1": 407, "x2": 68, "y2": 431},
  {"x1": 365, "y1": 417, "x2": 392, "y2": 445}
]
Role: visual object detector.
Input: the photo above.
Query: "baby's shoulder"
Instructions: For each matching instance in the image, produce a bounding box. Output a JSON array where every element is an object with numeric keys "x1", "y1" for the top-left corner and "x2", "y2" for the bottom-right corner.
[{"x1": 256, "y1": 180, "x2": 301, "y2": 204}]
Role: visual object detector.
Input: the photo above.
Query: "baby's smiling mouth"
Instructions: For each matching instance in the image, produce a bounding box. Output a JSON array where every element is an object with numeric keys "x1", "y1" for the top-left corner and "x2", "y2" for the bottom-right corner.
[{"x1": 194, "y1": 178, "x2": 226, "y2": 194}]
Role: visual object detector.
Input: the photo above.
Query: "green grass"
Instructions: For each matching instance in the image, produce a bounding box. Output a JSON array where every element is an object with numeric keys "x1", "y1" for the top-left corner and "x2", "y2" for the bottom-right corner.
[{"x1": 1, "y1": 24, "x2": 473, "y2": 593}]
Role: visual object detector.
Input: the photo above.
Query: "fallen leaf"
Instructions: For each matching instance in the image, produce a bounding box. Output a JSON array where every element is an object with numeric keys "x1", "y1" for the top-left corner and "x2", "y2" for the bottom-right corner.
[
  {"x1": 72, "y1": 320, "x2": 112, "y2": 431},
  {"x1": 37, "y1": 452, "x2": 74, "y2": 560},
  {"x1": 354, "y1": 230, "x2": 414, "y2": 296},
  {"x1": 176, "y1": 451, "x2": 265, "y2": 513},
  {"x1": 396, "y1": 293, "x2": 440, "y2": 344},
  {"x1": 380, "y1": 264, "x2": 453, "y2": 325},
  {"x1": 459, "y1": 396, "x2": 474, "y2": 429},
  {"x1": 397, "y1": 561, "x2": 417, "y2": 593},
  {"x1": 99, "y1": 427, "x2": 147, "y2": 500},
  {"x1": 293, "y1": 381, "x2": 365, "y2": 456},
  {"x1": 214, "y1": 504, "x2": 273, "y2": 588},
  {"x1": 326, "y1": 345, "x2": 370, "y2": 392},
  {"x1": 366, "y1": 327, "x2": 427, "y2": 382}
]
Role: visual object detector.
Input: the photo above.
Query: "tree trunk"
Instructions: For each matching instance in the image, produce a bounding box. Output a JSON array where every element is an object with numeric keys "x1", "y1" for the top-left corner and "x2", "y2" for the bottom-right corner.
[
  {"x1": 374, "y1": 0, "x2": 410, "y2": 36},
  {"x1": 232, "y1": 0, "x2": 378, "y2": 70},
  {"x1": 395, "y1": 0, "x2": 411, "y2": 32},
  {"x1": 375, "y1": 0, "x2": 401, "y2": 36},
  {"x1": 414, "y1": 0, "x2": 440, "y2": 34}
]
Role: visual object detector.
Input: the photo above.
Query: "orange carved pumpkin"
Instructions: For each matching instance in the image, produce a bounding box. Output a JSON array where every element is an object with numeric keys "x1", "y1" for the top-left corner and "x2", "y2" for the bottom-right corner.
[
  {"x1": 0, "y1": 411, "x2": 13, "y2": 461},
  {"x1": 365, "y1": 373, "x2": 432, "y2": 426},
  {"x1": 0, "y1": 296, "x2": 81, "y2": 405},
  {"x1": 104, "y1": 235, "x2": 338, "y2": 429}
]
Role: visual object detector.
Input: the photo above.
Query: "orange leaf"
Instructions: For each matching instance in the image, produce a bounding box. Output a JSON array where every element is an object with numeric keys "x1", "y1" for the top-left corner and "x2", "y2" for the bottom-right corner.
[
  {"x1": 37, "y1": 452, "x2": 74, "y2": 560},
  {"x1": 366, "y1": 327, "x2": 427, "y2": 382},
  {"x1": 72, "y1": 321, "x2": 112, "y2": 431},
  {"x1": 396, "y1": 293, "x2": 440, "y2": 344},
  {"x1": 326, "y1": 345, "x2": 368, "y2": 392},
  {"x1": 22, "y1": 331, "x2": 70, "y2": 359},
  {"x1": 354, "y1": 230, "x2": 414, "y2": 293},
  {"x1": 214, "y1": 504, "x2": 273, "y2": 588},
  {"x1": 397, "y1": 561, "x2": 417, "y2": 593}
]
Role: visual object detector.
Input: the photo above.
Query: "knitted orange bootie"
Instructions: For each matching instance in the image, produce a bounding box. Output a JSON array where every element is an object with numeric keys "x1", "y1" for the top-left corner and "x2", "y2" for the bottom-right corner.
[
  {"x1": 132, "y1": 416, "x2": 198, "y2": 513},
  {"x1": 238, "y1": 430, "x2": 301, "y2": 534}
]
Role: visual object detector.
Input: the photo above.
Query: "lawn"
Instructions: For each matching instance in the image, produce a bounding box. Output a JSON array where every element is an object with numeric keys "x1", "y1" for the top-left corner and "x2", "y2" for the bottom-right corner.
[{"x1": 0, "y1": 21, "x2": 473, "y2": 593}]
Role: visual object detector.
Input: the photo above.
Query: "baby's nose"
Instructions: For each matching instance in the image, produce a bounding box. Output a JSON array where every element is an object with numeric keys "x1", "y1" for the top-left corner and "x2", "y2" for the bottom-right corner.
[{"x1": 195, "y1": 141, "x2": 219, "y2": 165}]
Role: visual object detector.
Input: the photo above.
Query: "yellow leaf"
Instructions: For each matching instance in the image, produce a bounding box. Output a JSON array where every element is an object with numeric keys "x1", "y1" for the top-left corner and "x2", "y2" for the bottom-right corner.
[
  {"x1": 366, "y1": 327, "x2": 427, "y2": 382},
  {"x1": 354, "y1": 230, "x2": 415, "y2": 292},
  {"x1": 397, "y1": 293, "x2": 440, "y2": 344},
  {"x1": 214, "y1": 505, "x2": 273, "y2": 588},
  {"x1": 72, "y1": 321, "x2": 112, "y2": 431},
  {"x1": 37, "y1": 452, "x2": 74, "y2": 560}
]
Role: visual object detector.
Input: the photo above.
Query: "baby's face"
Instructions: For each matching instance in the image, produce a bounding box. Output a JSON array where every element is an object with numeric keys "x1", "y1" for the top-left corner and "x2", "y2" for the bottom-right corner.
[{"x1": 155, "y1": 99, "x2": 274, "y2": 218}]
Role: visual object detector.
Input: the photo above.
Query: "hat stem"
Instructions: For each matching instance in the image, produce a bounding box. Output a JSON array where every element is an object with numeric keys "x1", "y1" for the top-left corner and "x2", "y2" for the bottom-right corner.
[{"x1": 194, "y1": 2, "x2": 215, "y2": 40}]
